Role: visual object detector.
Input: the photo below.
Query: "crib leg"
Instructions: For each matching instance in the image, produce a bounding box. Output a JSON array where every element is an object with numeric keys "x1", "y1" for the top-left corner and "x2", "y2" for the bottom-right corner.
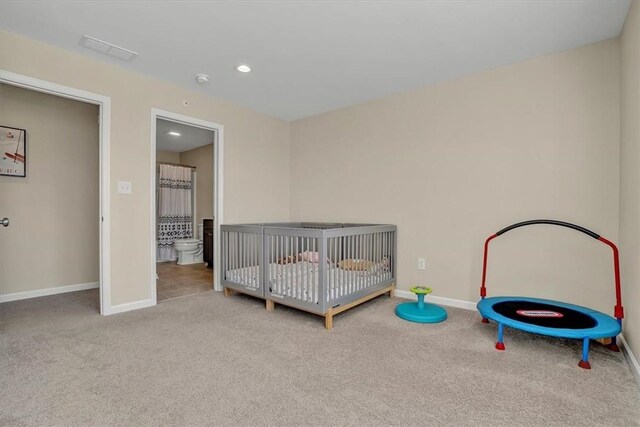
[
  {"x1": 266, "y1": 299, "x2": 275, "y2": 312},
  {"x1": 389, "y1": 286, "x2": 395, "y2": 298},
  {"x1": 223, "y1": 287, "x2": 232, "y2": 297},
  {"x1": 325, "y1": 308, "x2": 333, "y2": 331}
]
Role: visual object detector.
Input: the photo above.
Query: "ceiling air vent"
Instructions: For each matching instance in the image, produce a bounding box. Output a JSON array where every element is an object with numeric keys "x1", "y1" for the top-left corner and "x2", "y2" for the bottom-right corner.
[{"x1": 80, "y1": 35, "x2": 139, "y2": 61}]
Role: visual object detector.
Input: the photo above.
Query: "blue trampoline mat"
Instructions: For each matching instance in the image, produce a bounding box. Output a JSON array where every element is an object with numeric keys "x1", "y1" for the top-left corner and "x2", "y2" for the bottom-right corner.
[{"x1": 477, "y1": 296, "x2": 620, "y2": 339}]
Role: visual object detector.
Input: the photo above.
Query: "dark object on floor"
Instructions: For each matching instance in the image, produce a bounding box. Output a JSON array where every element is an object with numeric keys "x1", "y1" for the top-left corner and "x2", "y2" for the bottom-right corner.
[{"x1": 203, "y1": 218, "x2": 214, "y2": 268}]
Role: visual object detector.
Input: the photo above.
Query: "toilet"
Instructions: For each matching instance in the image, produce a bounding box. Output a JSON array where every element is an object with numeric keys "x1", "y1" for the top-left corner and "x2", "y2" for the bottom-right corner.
[{"x1": 174, "y1": 224, "x2": 204, "y2": 265}]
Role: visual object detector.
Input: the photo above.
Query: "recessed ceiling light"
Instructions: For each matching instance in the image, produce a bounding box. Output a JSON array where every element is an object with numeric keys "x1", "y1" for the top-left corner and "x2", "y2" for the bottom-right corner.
[
  {"x1": 167, "y1": 131, "x2": 181, "y2": 137},
  {"x1": 236, "y1": 64, "x2": 252, "y2": 73}
]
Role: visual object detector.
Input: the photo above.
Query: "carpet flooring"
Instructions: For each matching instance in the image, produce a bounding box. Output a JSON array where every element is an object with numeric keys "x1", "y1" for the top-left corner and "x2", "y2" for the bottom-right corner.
[{"x1": 0, "y1": 289, "x2": 638, "y2": 426}]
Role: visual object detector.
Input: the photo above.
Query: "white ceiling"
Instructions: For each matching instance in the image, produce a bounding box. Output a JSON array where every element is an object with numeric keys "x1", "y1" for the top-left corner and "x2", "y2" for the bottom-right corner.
[
  {"x1": 156, "y1": 119, "x2": 214, "y2": 153},
  {"x1": 0, "y1": 1, "x2": 631, "y2": 121}
]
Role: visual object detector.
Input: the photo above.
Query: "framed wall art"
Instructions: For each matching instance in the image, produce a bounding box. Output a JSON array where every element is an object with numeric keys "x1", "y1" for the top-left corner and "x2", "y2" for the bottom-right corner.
[{"x1": 0, "y1": 125, "x2": 26, "y2": 177}]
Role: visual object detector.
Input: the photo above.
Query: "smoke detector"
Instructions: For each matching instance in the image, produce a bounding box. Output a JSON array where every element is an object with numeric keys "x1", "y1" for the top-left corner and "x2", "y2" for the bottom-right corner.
[{"x1": 195, "y1": 74, "x2": 210, "y2": 84}]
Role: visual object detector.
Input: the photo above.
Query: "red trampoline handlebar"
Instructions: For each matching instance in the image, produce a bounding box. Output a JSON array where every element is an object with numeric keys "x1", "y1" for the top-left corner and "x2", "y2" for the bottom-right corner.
[
  {"x1": 480, "y1": 234, "x2": 497, "y2": 298},
  {"x1": 479, "y1": 220, "x2": 624, "y2": 321},
  {"x1": 598, "y1": 236, "x2": 624, "y2": 320}
]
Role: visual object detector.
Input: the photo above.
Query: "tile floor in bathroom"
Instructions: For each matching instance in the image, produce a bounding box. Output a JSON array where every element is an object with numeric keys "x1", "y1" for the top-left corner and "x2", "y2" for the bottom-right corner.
[{"x1": 156, "y1": 262, "x2": 213, "y2": 301}]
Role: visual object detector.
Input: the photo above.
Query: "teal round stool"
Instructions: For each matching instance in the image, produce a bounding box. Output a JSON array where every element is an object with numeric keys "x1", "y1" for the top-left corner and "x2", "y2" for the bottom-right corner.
[{"x1": 395, "y1": 286, "x2": 448, "y2": 323}]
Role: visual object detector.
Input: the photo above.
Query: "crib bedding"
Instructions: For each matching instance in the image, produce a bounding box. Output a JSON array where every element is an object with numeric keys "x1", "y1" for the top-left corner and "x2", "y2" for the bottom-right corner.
[{"x1": 225, "y1": 260, "x2": 392, "y2": 303}]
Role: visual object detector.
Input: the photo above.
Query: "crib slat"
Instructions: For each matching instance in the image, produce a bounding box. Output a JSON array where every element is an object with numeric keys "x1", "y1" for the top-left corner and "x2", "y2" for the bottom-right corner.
[
  {"x1": 365, "y1": 233, "x2": 370, "y2": 288},
  {"x1": 352, "y1": 235, "x2": 356, "y2": 294},
  {"x1": 244, "y1": 233, "x2": 248, "y2": 285},
  {"x1": 252, "y1": 234, "x2": 256, "y2": 288},
  {"x1": 272, "y1": 234, "x2": 276, "y2": 294},
  {"x1": 291, "y1": 237, "x2": 304, "y2": 300},
  {"x1": 332, "y1": 237, "x2": 336, "y2": 301},
  {"x1": 234, "y1": 232, "x2": 238, "y2": 278},
  {"x1": 290, "y1": 235, "x2": 294, "y2": 300},
  {"x1": 279, "y1": 235, "x2": 284, "y2": 296},
  {"x1": 314, "y1": 237, "x2": 318, "y2": 304},
  {"x1": 354, "y1": 234, "x2": 358, "y2": 292},
  {"x1": 336, "y1": 236, "x2": 339, "y2": 298},
  {"x1": 270, "y1": 235, "x2": 275, "y2": 294},
  {"x1": 307, "y1": 237, "x2": 310, "y2": 300},
  {"x1": 344, "y1": 235, "x2": 348, "y2": 296},
  {"x1": 273, "y1": 234, "x2": 277, "y2": 294},
  {"x1": 309, "y1": 237, "x2": 313, "y2": 301},
  {"x1": 223, "y1": 231, "x2": 227, "y2": 281},
  {"x1": 300, "y1": 236, "x2": 304, "y2": 300},
  {"x1": 336, "y1": 236, "x2": 340, "y2": 299},
  {"x1": 359, "y1": 234, "x2": 362, "y2": 291},
  {"x1": 359, "y1": 234, "x2": 369, "y2": 290},
  {"x1": 247, "y1": 233, "x2": 251, "y2": 285},
  {"x1": 245, "y1": 233, "x2": 249, "y2": 284},
  {"x1": 345, "y1": 235, "x2": 349, "y2": 296}
]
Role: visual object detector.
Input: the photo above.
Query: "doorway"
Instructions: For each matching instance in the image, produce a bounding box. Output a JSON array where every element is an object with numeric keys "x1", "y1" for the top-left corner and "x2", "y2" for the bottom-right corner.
[
  {"x1": 0, "y1": 71, "x2": 111, "y2": 314},
  {"x1": 150, "y1": 110, "x2": 223, "y2": 303}
]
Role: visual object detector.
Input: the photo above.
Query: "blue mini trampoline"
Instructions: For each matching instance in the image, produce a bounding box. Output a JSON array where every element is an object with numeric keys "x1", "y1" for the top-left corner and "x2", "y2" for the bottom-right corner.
[{"x1": 478, "y1": 220, "x2": 624, "y2": 369}]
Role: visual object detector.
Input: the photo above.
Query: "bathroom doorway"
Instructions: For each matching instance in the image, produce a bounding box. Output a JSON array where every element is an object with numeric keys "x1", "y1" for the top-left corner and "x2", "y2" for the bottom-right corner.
[{"x1": 153, "y1": 116, "x2": 217, "y2": 301}]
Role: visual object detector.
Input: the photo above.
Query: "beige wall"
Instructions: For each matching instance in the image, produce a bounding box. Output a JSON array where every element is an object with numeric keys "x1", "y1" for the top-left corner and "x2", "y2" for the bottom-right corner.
[
  {"x1": 290, "y1": 39, "x2": 621, "y2": 315},
  {"x1": 619, "y1": 0, "x2": 640, "y2": 363},
  {"x1": 156, "y1": 150, "x2": 180, "y2": 164},
  {"x1": 179, "y1": 144, "x2": 214, "y2": 229},
  {"x1": 0, "y1": 30, "x2": 290, "y2": 306},
  {"x1": 0, "y1": 84, "x2": 99, "y2": 295}
]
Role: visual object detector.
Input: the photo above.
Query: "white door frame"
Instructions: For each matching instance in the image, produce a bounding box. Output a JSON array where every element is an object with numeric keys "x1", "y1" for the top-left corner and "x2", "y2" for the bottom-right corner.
[
  {"x1": 150, "y1": 109, "x2": 224, "y2": 302},
  {"x1": 0, "y1": 69, "x2": 112, "y2": 315}
]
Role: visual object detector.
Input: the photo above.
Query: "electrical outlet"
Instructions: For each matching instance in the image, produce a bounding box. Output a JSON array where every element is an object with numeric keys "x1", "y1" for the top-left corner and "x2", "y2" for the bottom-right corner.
[
  {"x1": 117, "y1": 181, "x2": 132, "y2": 194},
  {"x1": 417, "y1": 258, "x2": 426, "y2": 270}
]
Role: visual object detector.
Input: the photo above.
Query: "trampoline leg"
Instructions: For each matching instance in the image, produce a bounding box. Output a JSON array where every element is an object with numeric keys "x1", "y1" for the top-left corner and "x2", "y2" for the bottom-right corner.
[
  {"x1": 578, "y1": 338, "x2": 591, "y2": 369},
  {"x1": 606, "y1": 336, "x2": 620, "y2": 352},
  {"x1": 495, "y1": 323, "x2": 505, "y2": 351}
]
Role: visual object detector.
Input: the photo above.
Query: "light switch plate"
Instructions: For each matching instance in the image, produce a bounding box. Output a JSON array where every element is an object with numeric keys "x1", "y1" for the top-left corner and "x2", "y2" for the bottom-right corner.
[
  {"x1": 117, "y1": 181, "x2": 132, "y2": 194},
  {"x1": 417, "y1": 258, "x2": 426, "y2": 270}
]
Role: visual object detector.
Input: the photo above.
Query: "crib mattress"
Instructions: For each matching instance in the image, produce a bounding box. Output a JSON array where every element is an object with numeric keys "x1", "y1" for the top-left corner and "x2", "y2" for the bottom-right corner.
[{"x1": 225, "y1": 260, "x2": 392, "y2": 303}]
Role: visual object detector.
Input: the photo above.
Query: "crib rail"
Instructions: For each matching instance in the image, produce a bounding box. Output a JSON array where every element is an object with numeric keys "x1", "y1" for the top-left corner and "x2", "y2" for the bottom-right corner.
[
  {"x1": 264, "y1": 228, "x2": 325, "y2": 313},
  {"x1": 325, "y1": 226, "x2": 396, "y2": 309},
  {"x1": 221, "y1": 225, "x2": 263, "y2": 297}
]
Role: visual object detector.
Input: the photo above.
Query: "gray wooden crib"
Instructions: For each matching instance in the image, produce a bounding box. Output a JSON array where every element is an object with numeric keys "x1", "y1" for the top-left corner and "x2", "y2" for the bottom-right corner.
[{"x1": 220, "y1": 222, "x2": 397, "y2": 329}]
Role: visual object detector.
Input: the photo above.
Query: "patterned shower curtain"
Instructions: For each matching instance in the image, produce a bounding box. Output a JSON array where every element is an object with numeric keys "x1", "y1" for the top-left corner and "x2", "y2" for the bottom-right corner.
[{"x1": 157, "y1": 164, "x2": 193, "y2": 261}]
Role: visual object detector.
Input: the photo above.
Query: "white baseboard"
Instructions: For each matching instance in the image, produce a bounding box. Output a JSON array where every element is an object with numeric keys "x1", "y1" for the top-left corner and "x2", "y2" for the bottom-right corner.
[
  {"x1": 106, "y1": 298, "x2": 156, "y2": 315},
  {"x1": 620, "y1": 334, "x2": 640, "y2": 384},
  {"x1": 0, "y1": 281, "x2": 99, "y2": 303},
  {"x1": 394, "y1": 289, "x2": 477, "y2": 311}
]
